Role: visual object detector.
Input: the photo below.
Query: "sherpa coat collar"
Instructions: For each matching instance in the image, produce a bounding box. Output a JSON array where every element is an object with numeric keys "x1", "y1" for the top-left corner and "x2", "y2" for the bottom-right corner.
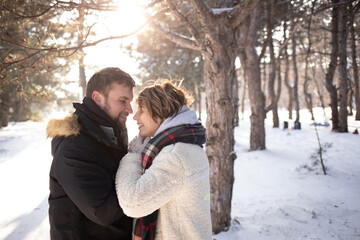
[
  {"x1": 46, "y1": 114, "x2": 80, "y2": 138},
  {"x1": 46, "y1": 99, "x2": 129, "y2": 150}
]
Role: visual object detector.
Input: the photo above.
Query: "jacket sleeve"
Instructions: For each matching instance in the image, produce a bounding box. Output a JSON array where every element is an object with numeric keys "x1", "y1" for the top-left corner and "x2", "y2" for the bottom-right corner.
[
  {"x1": 115, "y1": 145, "x2": 184, "y2": 218},
  {"x1": 55, "y1": 142, "x2": 127, "y2": 226}
]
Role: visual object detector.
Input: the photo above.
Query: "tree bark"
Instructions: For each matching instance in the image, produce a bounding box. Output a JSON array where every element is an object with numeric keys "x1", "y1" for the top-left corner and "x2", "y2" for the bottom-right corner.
[
  {"x1": 325, "y1": 0, "x2": 340, "y2": 131},
  {"x1": 350, "y1": 11, "x2": 360, "y2": 120},
  {"x1": 311, "y1": 61, "x2": 326, "y2": 115},
  {"x1": 291, "y1": 14, "x2": 300, "y2": 123},
  {"x1": 194, "y1": 81, "x2": 201, "y2": 120},
  {"x1": 283, "y1": 21, "x2": 293, "y2": 120},
  {"x1": 348, "y1": 80, "x2": 354, "y2": 116},
  {"x1": 79, "y1": 58, "x2": 86, "y2": 98},
  {"x1": 240, "y1": 70, "x2": 247, "y2": 120},
  {"x1": 238, "y1": 5, "x2": 265, "y2": 150},
  {"x1": 204, "y1": 49, "x2": 237, "y2": 233},
  {"x1": 78, "y1": 1, "x2": 87, "y2": 98},
  {"x1": 0, "y1": 90, "x2": 10, "y2": 128},
  {"x1": 266, "y1": 0, "x2": 279, "y2": 128},
  {"x1": 304, "y1": 4, "x2": 315, "y2": 121},
  {"x1": 338, "y1": 2, "x2": 349, "y2": 132}
]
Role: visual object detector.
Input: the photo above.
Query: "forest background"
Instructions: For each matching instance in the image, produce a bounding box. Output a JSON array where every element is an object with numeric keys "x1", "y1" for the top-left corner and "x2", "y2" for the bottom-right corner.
[{"x1": 0, "y1": 0, "x2": 359, "y2": 234}]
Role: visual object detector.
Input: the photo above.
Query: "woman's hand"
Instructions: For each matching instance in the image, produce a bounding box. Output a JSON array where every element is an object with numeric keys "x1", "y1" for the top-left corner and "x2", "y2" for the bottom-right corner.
[{"x1": 128, "y1": 136, "x2": 151, "y2": 153}]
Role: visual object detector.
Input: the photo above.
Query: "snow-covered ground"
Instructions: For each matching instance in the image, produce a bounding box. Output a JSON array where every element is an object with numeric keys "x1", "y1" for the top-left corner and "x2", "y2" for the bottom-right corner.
[{"x1": 0, "y1": 108, "x2": 359, "y2": 240}]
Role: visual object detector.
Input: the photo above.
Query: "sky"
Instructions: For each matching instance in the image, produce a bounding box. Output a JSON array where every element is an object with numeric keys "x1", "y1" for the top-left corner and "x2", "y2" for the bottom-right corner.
[
  {"x1": 65, "y1": 0, "x2": 149, "y2": 97},
  {"x1": 0, "y1": 107, "x2": 359, "y2": 239}
]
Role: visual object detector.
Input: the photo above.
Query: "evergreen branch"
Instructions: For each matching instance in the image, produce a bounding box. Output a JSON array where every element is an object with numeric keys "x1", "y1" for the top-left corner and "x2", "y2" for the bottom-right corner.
[
  {"x1": 0, "y1": 9, "x2": 168, "y2": 57},
  {"x1": 3, "y1": 4, "x2": 54, "y2": 18}
]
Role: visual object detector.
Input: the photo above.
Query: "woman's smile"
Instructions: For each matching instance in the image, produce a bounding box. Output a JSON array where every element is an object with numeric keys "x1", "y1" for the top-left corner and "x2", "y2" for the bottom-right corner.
[{"x1": 133, "y1": 107, "x2": 162, "y2": 137}]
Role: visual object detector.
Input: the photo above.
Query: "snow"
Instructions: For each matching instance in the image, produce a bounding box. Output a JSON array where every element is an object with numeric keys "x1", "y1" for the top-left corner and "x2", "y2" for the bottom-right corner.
[
  {"x1": 0, "y1": 108, "x2": 359, "y2": 240},
  {"x1": 211, "y1": 8, "x2": 233, "y2": 15}
]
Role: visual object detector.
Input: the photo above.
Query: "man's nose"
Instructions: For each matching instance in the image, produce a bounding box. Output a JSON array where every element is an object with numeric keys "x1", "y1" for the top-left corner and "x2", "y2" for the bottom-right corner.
[{"x1": 126, "y1": 102, "x2": 133, "y2": 114}]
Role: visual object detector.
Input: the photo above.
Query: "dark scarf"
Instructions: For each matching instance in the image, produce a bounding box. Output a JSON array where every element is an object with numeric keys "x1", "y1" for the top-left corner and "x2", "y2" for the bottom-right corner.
[
  {"x1": 133, "y1": 123, "x2": 206, "y2": 240},
  {"x1": 73, "y1": 97, "x2": 127, "y2": 149}
]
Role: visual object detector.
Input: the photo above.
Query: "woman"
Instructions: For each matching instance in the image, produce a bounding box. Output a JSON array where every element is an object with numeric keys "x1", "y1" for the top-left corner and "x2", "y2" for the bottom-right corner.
[{"x1": 115, "y1": 80, "x2": 212, "y2": 240}]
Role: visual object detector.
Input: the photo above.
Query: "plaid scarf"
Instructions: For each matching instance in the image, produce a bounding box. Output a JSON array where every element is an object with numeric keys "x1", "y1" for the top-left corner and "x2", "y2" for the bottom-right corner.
[{"x1": 133, "y1": 123, "x2": 206, "y2": 240}]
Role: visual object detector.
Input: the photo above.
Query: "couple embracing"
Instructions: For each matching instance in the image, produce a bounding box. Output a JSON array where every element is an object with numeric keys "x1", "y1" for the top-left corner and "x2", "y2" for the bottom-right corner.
[{"x1": 46, "y1": 67, "x2": 212, "y2": 240}]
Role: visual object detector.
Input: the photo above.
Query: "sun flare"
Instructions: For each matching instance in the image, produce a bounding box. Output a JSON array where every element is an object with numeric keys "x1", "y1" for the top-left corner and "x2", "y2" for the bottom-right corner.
[
  {"x1": 81, "y1": 0, "x2": 148, "y2": 82},
  {"x1": 106, "y1": 1, "x2": 147, "y2": 36}
]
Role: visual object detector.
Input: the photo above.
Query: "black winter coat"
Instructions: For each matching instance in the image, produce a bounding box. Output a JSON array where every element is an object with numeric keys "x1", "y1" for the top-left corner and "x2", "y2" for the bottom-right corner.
[{"x1": 47, "y1": 98, "x2": 132, "y2": 240}]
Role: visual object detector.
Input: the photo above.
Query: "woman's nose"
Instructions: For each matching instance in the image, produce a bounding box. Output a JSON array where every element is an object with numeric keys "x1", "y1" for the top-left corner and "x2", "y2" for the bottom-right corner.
[{"x1": 133, "y1": 111, "x2": 139, "y2": 120}]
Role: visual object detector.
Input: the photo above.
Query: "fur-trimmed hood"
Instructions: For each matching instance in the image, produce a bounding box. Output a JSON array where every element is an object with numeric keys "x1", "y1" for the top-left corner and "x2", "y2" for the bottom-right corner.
[{"x1": 46, "y1": 114, "x2": 81, "y2": 138}]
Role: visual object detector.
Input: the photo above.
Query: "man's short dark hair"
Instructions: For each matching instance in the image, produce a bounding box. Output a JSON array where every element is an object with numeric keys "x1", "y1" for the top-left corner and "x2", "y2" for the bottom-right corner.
[{"x1": 85, "y1": 67, "x2": 136, "y2": 97}]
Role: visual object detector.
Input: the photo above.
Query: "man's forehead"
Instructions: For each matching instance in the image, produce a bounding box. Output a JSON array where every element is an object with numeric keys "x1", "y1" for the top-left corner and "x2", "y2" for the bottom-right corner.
[{"x1": 109, "y1": 87, "x2": 133, "y2": 102}]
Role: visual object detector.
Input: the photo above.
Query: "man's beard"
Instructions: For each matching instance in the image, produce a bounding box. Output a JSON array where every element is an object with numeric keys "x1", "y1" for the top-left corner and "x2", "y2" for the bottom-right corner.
[
  {"x1": 116, "y1": 113, "x2": 128, "y2": 129},
  {"x1": 103, "y1": 101, "x2": 127, "y2": 129}
]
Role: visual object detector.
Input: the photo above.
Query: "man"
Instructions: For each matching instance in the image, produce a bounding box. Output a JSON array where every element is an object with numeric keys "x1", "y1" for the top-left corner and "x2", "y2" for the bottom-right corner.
[{"x1": 46, "y1": 67, "x2": 134, "y2": 239}]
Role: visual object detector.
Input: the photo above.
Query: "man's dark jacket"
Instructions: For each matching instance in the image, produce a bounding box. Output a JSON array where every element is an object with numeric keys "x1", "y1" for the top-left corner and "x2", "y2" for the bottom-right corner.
[{"x1": 47, "y1": 97, "x2": 132, "y2": 240}]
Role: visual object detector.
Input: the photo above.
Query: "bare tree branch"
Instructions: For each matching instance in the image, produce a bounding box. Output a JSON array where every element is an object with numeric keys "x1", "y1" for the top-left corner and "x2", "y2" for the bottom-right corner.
[
  {"x1": 152, "y1": 21, "x2": 200, "y2": 51},
  {"x1": 230, "y1": 0, "x2": 261, "y2": 28},
  {"x1": 165, "y1": 0, "x2": 215, "y2": 56},
  {"x1": 151, "y1": 2, "x2": 219, "y2": 72},
  {"x1": 144, "y1": 0, "x2": 164, "y2": 9},
  {"x1": 276, "y1": 20, "x2": 302, "y2": 60},
  {"x1": 55, "y1": 0, "x2": 118, "y2": 11},
  {"x1": 152, "y1": 22, "x2": 218, "y2": 71},
  {"x1": 186, "y1": 0, "x2": 220, "y2": 46},
  {"x1": 259, "y1": 34, "x2": 270, "y2": 60},
  {"x1": 186, "y1": 0, "x2": 214, "y2": 25},
  {"x1": 166, "y1": 0, "x2": 200, "y2": 41}
]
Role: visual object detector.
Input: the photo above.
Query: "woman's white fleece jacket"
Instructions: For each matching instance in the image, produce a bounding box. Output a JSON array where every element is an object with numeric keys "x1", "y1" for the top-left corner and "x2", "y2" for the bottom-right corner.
[{"x1": 115, "y1": 106, "x2": 212, "y2": 240}]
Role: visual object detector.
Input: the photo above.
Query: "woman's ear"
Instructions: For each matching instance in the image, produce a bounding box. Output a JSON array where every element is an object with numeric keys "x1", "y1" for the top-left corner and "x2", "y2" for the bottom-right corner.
[{"x1": 156, "y1": 118, "x2": 165, "y2": 125}]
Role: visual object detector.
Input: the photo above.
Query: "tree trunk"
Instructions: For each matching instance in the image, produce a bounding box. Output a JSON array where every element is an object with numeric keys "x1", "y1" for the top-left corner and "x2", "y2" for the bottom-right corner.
[
  {"x1": 205, "y1": 49, "x2": 237, "y2": 233},
  {"x1": 350, "y1": 12, "x2": 360, "y2": 120},
  {"x1": 338, "y1": 2, "x2": 348, "y2": 132},
  {"x1": 283, "y1": 21, "x2": 293, "y2": 120},
  {"x1": 325, "y1": 0, "x2": 340, "y2": 131},
  {"x1": 262, "y1": 61, "x2": 267, "y2": 96},
  {"x1": 0, "y1": 90, "x2": 10, "y2": 128},
  {"x1": 312, "y1": 62, "x2": 326, "y2": 114},
  {"x1": 238, "y1": 5, "x2": 265, "y2": 150},
  {"x1": 79, "y1": 58, "x2": 86, "y2": 98},
  {"x1": 291, "y1": 15, "x2": 300, "y2": 123},
  {"x1": 348, "y1": 81, "x2": 354, "y2": 116},
  {"x1": 153, "y1": 0, "x2": 261, "y2": 233},
  {"x1": 304, "y1": 7, "x2": 315, "y2": 121},
  {"x1": 266, "y1": 0, "x2": 279, "y2": 128},
  {"x1": 234, "y1": 75, "x2": 240, "y2": 127},
  {"x1": 240, "y1": 70, "x2": 247, "y2": 120},
  {"x1": 195, "y1": 81, "x2": 202, "y2": 120},
  {"x1": 78, "y1": 1, "x2": 87, "y2": 98}
]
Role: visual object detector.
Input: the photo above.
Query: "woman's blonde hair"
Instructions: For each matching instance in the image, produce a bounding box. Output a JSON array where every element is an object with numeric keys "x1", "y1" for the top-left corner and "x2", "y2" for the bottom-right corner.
[{"x1": 136, "y1": 79, "x2": 194, "y2": 121}]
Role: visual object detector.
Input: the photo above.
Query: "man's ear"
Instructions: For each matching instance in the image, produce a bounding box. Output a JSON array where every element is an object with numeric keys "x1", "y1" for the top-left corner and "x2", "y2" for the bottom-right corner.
[{"x1": 91, "y1": 91, "x2": 104, "y2": 107}]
